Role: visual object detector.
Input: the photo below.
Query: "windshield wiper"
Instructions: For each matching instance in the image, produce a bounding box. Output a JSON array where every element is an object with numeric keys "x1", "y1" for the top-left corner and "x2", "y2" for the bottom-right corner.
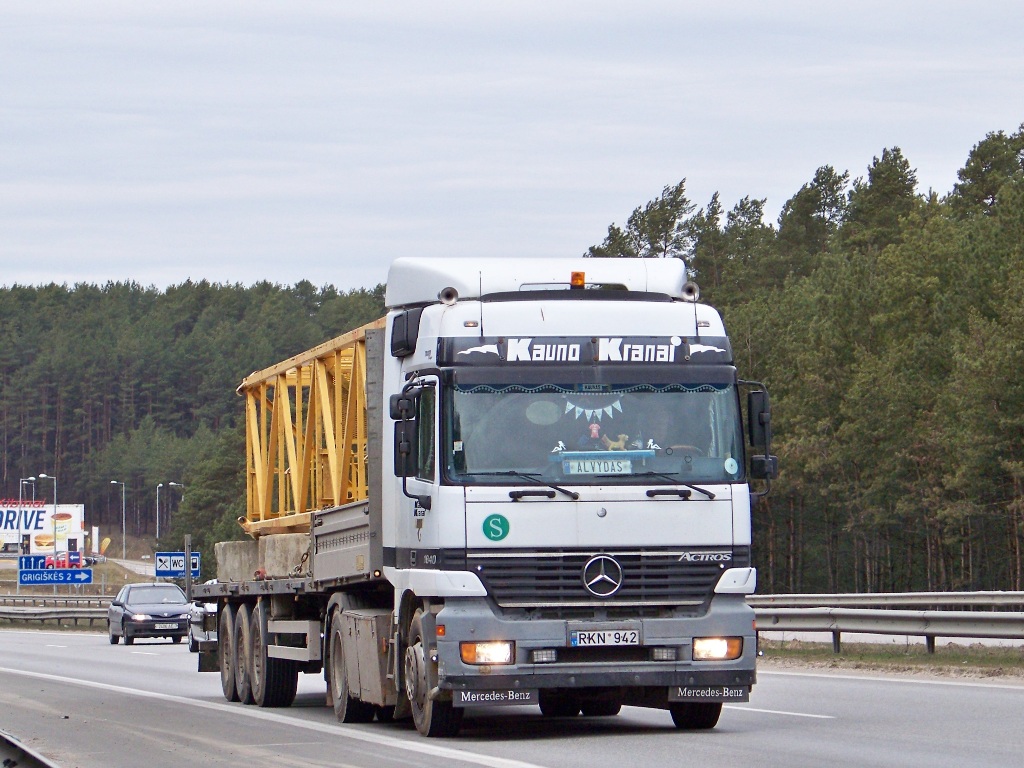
[
  {"x1": 597, "y1": 470, "x2": 716, "y2": 500},
  {"x1": 472, "y1": 470, "x2": 580, "y2": 500}
]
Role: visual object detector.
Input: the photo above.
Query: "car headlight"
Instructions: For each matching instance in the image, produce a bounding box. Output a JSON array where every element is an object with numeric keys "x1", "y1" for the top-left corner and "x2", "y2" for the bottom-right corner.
[
  {"x1": 131, "y1": 613, "x2": 148, "y2": 621},
  {"x1": 460, "y1": 641, "x2": 514, "y2": 665},
  {"x1": 692, "y1": 636, "x2": 743, "y2": 661}
]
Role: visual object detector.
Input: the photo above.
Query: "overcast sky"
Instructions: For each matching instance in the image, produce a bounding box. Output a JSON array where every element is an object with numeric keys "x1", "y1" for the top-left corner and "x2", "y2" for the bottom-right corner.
[{"x1": 2, "y1": 1, "x2": 1021, "y2": 292}]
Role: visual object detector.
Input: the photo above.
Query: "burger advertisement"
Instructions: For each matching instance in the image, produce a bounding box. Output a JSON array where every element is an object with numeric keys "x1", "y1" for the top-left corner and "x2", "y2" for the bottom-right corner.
[{"x1": 0, "y1": 500, "x2": 86, "y2": 554}]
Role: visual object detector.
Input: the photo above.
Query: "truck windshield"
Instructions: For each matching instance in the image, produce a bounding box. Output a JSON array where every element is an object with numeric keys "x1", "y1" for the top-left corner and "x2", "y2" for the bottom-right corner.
[{"x1": 444, "y1": 380, "x2": 744, "y2": 485}]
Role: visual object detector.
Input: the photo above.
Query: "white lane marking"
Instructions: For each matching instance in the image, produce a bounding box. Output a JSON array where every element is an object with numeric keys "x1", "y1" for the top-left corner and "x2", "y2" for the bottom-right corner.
[
  {"x1": 0, "y1": 666, "x2": 548, "y2": 768},
  {"x1": 725, "y1": 705, "x2": 834, "y2": 719},
  {"x1": 130, "y1": 651, "x2": 160, "y2": 656},
  {"x1": 760, "y1": 669, "x2": 1024, "y2": 691},
  {"x1": 45, "y1": 645, "x2": 68, "y2": 649}
]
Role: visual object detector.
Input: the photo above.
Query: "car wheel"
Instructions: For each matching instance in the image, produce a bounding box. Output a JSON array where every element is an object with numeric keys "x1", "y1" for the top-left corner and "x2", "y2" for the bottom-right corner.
[
  {"x1": 172, "y1": 635, "x2": 183, "y2": 644},
  {"x1": 188, "y1": 625, "x2": 199, "y2": 653},
  {"x1": 108, "y1": 621, "x2": 119, "y2": 645},
  {"x1": 123, "y1": 622, "x2": 134, "y2": 646}
]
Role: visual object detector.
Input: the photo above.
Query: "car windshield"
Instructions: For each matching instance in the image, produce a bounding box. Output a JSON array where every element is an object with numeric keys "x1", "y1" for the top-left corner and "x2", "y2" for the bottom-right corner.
[
  {"x1": 445, "y1": 380, "x2": 743, "y2": 485},
  {"x1": 128, "y1": 586, "x2": 187, "y2": 605}
]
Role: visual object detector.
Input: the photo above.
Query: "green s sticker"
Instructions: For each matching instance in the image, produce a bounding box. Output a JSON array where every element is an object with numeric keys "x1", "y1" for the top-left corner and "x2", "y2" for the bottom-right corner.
[{"x1": 483, "y1": 514, "x2": 510, "y2": 541}]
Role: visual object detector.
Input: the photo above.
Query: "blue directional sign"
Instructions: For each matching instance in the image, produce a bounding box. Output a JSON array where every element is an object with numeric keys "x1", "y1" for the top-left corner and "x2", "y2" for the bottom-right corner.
[
  {"x1": 19, "y1": 555, "x2": 48, "y2": 570},
  {"x1": 155, "y1": 551, "x2": 200, "y2": 578},
  {"x1": 19, "y1": 569, "x2": 93, "y2": 585}
]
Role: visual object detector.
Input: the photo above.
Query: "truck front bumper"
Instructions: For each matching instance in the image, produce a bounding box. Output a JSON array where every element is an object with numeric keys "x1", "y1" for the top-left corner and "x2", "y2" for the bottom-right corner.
[{"x1": 432, "y1": 596, "x2": 756, "y2": 701}]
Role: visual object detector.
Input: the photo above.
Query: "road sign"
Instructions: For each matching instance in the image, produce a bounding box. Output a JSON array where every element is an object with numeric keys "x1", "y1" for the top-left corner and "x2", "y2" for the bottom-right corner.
[
  {"x1": 19, "y1": 569, "x2": 93, "y2": 585},
  {"x1": 19, "y1": 555, "x2": 48, "y2": 570},
  {"x1": 155, "y1": 551, "x2": 200, "y2": 578}
]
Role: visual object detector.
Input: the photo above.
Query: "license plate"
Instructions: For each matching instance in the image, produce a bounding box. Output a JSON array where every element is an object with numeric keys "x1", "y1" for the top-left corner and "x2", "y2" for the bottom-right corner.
[
  {"x1": 155, "y1": 623, "x2": 178, "y2": 630},
  {"x1": 563, "y1": 459, "x2": 632, "y2": 475},
  {"x1": 570, "y1": 629, "x2": 640, "y2": 646}
]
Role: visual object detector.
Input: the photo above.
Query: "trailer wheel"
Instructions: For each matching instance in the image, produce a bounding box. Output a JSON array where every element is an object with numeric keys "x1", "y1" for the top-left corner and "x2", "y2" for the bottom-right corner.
[
  {"x1": 219, "y1": 604, "x2": 240, "y2": 702},
  {"x1": 250, "y1": 600, "x2": 298, "y2": 708},
  {"x1": 404, "y1": 608, "x2": 463, "y2": 737},
  {"x1": 669, "y1": 701, "x2": 722, "y2": 730},
  {"x1": 328, "y1": 609, "x2": 374, "y2": 723},
  {"x1": 234, "y1": 603, "x2": 255, "y2": 705}
]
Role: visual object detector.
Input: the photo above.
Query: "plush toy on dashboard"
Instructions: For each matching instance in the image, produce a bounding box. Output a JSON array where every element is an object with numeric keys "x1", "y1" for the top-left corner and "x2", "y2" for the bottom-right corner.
[{"x1": 601, "y1": 433, "x2": 629, "y2": 451}]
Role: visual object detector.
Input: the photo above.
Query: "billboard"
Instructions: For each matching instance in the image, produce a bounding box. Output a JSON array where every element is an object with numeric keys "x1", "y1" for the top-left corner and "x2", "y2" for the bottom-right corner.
[{"x1": 0, "y1": 500, "x2": 86, "y2": 554}]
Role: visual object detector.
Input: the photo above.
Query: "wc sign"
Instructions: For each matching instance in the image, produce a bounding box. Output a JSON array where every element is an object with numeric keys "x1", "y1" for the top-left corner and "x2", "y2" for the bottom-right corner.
[{"x1": 155, "y1": 551, "x2": 200, "y2": 578}]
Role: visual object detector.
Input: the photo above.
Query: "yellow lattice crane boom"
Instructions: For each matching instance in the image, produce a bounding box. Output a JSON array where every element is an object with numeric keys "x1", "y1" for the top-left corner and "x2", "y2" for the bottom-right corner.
[{"x1": 238, "y1": 317, "x2": 386, "y2": 537}]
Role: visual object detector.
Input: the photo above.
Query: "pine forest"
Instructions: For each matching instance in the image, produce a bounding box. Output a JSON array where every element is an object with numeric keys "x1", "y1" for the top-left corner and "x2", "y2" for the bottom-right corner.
[{"x1": 3, "y1": 124, "x2": 1023, "y2": 594}]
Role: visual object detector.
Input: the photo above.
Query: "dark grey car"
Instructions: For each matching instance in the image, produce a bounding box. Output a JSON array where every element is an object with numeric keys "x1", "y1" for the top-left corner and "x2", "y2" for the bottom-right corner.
[{"x1": 107, "y1": 583, "x2": 190, "y2": 645}]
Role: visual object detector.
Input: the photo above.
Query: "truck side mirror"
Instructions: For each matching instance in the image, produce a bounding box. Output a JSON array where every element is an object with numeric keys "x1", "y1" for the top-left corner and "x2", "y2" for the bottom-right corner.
[
  {"x1": 747, "y1": 390, "x2": 772, "y2": 449},
  {"x1": 389, "y1": 388, "x2": 421, "y2": 420},
  {"x1": 749, "y1": 454, "x2": 779, "y2": 480},
  {"x1": 390, "y1": 308, "x2": 423, "y2": 358},
  {"x1": 393, "y1": 420, "x2": 419, "y2": 478}
]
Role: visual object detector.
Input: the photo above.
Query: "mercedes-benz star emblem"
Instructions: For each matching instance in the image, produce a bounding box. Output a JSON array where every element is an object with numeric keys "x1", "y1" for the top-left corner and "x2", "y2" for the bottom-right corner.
[{"x1": 582, "y1": 555, "x2": 624, "y2": 597}]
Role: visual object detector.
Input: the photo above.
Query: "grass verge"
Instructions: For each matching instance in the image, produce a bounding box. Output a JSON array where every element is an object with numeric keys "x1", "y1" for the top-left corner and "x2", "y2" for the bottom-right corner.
[{"x1": 759, "y1": 638, "x2": 1024, "y2": 681}]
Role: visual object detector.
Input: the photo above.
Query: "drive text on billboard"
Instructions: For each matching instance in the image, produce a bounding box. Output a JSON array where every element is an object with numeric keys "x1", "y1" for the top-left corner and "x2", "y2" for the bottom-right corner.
[{"x1": 0, "y1": 500, "x2": 85, "y2": 553}]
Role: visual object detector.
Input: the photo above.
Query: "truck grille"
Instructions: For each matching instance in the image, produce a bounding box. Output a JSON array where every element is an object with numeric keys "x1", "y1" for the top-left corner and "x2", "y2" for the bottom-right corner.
[{"x1": 467, "y1": 547, "x2": 747, "y2": 609}]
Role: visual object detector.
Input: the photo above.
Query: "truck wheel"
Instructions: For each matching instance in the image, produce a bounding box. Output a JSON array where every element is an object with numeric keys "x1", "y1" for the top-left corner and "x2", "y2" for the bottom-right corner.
[
  {"x1": 219, "y1": 604, "x2": 240, "y2": 702},
  {"x1": 328, "y1": 609, "x2": 374, "y2": 722},
  {"x1": 580, "y1": 699, "x2": 622, "y2": 717},
  {"x1": 539, "y1": 690, "x2": 580, "y2": 717},
  {"x1": 669, "y1": 702, "x2": 722, "y2": 730},
  {"x1": 250, "y1": 600, "x2": 298, "y2": 708},
  {"x1": 404, "y1": 608, "x2": 463, "y2": 737},
  {"x1": 234, "y1": 603, "x2": 255, "y2": 705}
]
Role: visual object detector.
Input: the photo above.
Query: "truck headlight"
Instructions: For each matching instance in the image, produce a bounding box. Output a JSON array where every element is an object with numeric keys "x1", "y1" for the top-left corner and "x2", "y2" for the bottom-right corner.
[
  {"x1": 460, "y1": 641, "x2": 514, "y2": 665},
  {"x1": 692, "y1": 637, "x2": 743, "y2": 661}
]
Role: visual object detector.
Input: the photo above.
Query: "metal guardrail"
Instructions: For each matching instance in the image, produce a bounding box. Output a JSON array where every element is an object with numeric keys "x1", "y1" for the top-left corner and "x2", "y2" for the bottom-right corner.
[
  {"x1": 749, "y1": 592, "x2": 1024, "y2": 652},
  {"x1": 0, "y1": 594, "x2": 111, "y2": 608},
  {"x1": 0, "y1": 594, "x2": 110, "y2": 628}
]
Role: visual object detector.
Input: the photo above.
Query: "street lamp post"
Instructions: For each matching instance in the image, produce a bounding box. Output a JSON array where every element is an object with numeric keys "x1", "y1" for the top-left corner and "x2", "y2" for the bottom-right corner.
[
  {"x1": 167, "y1": 482, "x2": 184, "y2": 536},
  {"x1": 38, "y1": 473, "x2": 57, "y2": 560},
  {"x1": 111, "y1": 480, "x2": 126, "y2": 561},
  {"x1": 156, "y1": 483, "x2": 163, "y2": 540},
  {"x1": 17, "y1": 476, "x2": 36, "y2": 555}
]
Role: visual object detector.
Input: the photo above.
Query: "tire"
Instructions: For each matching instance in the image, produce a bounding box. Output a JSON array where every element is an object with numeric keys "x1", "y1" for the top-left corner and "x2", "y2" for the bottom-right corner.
[
  {"x1": 188, "y1": 625, "x2": 199, "y2": 653},
  {"x1": 669, "y1": 702, "x2": 722, "y2": 730},
  {"x1": 172, "y1": 635, "x2": 183, "y2": 644},
  {"x1": 539, "y1": 690, "x2": 581, "y2": 718},
  {"x1": 250, "y1": 600, "x2": 298, "y2": 708},
  {"x1": 404, "y1": 608, "x2": 463, "y2": 737},
  {"x1": 108, "y1": 621, "x2": 118, "y2": 645},
  {"x1": 234, "y1": 603, "x2": 255, "y2": 705},
  {"x1": 328, "y1": 609, "x2": 374, "y2": 723},
  {"x1": 123, "y1": 622, "x2": 134, "y2": 646},
  {"x1": 580, "y1": 699, "x2": 622, "y2": 717},
  {"x1": 219, "y1": 604, "x2": 240, "y2": 702}
]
